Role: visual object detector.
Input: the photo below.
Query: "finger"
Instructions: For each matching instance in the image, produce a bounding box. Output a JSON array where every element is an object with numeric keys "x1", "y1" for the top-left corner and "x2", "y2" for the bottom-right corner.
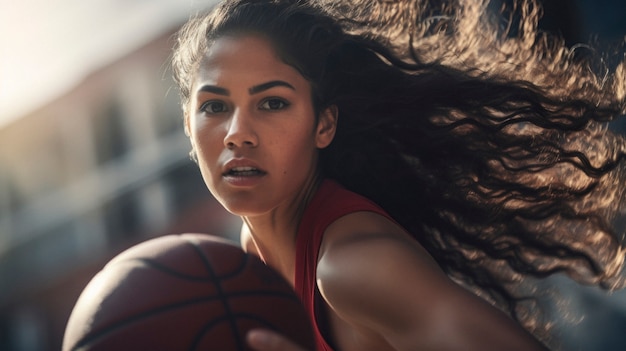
[{"x1": 246, "y1": 329, "x2": 308, "y2": 351}]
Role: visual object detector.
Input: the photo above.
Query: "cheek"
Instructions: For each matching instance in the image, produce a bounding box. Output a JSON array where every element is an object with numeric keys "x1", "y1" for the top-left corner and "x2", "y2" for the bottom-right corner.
[
  {"x1": 192, "y1": 124, "x2": 224, "y2": 169},
  {"x1": 192, "y1": 117, "x2": 222, "y2": 147},
  {"x1": 276, "y1": 130, "x2": 319, "y2": 170}
]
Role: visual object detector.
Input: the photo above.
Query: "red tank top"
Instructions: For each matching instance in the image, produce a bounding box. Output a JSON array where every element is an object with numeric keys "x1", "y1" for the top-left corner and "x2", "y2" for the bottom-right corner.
[{"x1": 294, "y1": 179, "x2": 396, "y2": 351}]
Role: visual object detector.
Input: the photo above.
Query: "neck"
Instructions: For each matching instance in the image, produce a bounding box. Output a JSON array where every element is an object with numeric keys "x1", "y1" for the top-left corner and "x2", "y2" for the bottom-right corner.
[{"x1": 242, "y1": 173, "x2": 322, "y2": 282}]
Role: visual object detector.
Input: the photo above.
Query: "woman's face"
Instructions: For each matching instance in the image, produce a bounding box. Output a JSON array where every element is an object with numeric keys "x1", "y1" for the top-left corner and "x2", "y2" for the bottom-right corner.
[{"x1": 186, "y1": 34, "x2": 336, "y2": 217}]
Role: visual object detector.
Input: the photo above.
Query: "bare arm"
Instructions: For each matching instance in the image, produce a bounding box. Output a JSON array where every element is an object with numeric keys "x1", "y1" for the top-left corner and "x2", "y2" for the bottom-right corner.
[{"x1": 316, "y1": 211, "x2": 549, "y2": 351}]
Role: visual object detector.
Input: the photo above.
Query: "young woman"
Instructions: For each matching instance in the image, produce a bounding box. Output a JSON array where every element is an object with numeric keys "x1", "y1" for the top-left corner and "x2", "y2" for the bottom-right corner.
[{"x1": 171, "y1": 0, "x2": 626, "y2": 350}]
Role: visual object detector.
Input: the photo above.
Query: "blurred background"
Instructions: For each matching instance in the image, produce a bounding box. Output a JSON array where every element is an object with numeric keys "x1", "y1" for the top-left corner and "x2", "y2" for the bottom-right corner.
[{"x1": 0, "y1": 0, "x2": 624, "y2": 350}]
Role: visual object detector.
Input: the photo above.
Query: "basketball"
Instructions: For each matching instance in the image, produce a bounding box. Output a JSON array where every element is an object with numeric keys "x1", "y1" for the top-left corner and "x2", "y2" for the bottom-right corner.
[{"x1": 62, "y1": 233, "x2": 315, "y2": 351}]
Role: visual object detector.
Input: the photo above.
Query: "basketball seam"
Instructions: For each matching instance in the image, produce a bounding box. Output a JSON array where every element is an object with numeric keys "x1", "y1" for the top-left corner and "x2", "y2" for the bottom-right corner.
[
  {"x1": 69, "y1": 237, "x2": 302, "y2": 351},
  {"x1": 108, "y1": 255, "x2": 247, "y2": 281},
  {"x1": 69, "y1": 290, "x2": 303, "y2": 351},
  {"x1": 185, "y1": 238, "x2": 248, "y2": 351}
]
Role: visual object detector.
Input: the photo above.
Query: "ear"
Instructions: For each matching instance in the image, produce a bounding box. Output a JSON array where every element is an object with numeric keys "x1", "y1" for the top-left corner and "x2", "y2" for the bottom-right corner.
[
  {"x1": 315, "y1": 105, "x2": 338, "y2": 149},
  {"x1": 183, "y1": 110, "x2": 198, "y2": 161},
  {"x1": 183, "y1": 110, "x2": 191, "y2": 137}
]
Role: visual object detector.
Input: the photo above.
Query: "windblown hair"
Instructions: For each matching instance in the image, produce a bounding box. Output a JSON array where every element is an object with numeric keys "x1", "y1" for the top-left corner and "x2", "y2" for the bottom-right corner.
[{"x1": 172, "y1": 0, "x2": 626, "y2": 346}]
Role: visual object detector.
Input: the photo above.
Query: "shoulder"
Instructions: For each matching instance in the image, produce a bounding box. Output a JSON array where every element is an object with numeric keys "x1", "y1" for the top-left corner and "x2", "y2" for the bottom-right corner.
[
  {"x1": 318, "y1": 211, "x2": 439, "y2": 274},
  {"x1": 316, "y1": 211, "x2": 449, "y2": 324},
  {"x1": 315, "y1": 212, "x2": 548, "y2": 350},
  {"x1": 315, "y1": 211, "x2": 455, "y2": 347}
]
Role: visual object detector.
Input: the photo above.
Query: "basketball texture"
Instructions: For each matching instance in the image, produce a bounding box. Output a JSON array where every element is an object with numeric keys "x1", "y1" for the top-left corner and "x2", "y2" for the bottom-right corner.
[{"x1": 63, "y1": 233, "x2": 315, "y2": 351}]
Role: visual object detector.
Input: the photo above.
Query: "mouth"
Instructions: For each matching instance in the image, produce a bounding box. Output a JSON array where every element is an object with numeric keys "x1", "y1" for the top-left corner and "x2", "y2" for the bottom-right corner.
[{"x1": 223, "y1": 166, "x2": 267, "y2": 177}]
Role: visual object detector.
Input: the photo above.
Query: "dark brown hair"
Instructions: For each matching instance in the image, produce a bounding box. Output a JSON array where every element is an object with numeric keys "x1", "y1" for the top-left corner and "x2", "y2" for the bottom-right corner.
[{"x1": 172, "y1": 0, "x2": 626, "y2": 346}]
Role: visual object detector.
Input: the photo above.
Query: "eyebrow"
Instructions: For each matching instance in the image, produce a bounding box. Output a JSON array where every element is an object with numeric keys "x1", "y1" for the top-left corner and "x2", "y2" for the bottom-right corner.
[
  {"x1": 198, "y1": 85, "x2": 230, "y2": 96},
  {"x1": 249, "y1": 80, "x2": 296, "y2": 95},
  {"x1": 197, "y1": 80, "x2": 296, "y2": 97}
]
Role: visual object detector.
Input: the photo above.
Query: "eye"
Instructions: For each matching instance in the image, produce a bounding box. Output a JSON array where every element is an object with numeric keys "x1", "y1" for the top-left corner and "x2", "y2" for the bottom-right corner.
[
  {"x1": 260, "y1": 98, "x2": 289, "y2": 111},
  {"x1": 200, "y1": 101, "x2": 228, "y2": 114}
]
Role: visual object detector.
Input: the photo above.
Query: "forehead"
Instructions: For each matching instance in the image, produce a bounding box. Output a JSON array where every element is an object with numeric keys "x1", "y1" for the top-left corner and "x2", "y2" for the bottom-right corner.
[{"x1": 193, "y1": 34, "x2": 308, "y2": 91}]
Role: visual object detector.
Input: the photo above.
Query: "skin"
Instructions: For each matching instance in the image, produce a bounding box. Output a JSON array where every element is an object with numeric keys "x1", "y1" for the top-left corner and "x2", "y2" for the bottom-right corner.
[
  {"x1": 186, "y1": 34, "x2": 549, "y2": 351},
  {"x1": 186, "y1": 34, "x2": 337, "y2": 280}
]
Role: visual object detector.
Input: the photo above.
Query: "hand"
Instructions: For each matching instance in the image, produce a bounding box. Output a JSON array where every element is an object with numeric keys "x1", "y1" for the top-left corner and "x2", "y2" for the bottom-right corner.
[{"x1": 246, "y1": 329, "x2": 310, "y2": 351}]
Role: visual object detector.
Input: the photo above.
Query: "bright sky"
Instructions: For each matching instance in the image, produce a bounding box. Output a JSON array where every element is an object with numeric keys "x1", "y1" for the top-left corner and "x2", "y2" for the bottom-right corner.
[
  {"x1": 0, "y1": 0, "x2": 623, "y2": 129},
  {"x1": 0, "y1": 0, "x2": 217, "y2": 128}
]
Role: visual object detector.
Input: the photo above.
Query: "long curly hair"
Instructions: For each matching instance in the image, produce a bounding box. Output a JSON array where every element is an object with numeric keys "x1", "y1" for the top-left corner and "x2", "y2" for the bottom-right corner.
[{"x1": 172, "y1": 0, "x2": 626, "y2": 345}]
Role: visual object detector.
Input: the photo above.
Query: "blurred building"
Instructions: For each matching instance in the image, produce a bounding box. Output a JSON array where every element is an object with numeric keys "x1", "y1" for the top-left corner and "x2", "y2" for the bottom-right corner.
[
  {"x1": 0, "y1": 9, "x2": 239, "y2": 351},
  {"x1": 0, "y1": 0, "x2": 624, "y2": 351}
]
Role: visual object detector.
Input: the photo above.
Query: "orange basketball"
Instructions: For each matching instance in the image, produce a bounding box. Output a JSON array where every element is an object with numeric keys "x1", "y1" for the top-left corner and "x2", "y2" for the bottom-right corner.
[{"x1": 63, "y1": 233, "x2": 315, "y2": 351}]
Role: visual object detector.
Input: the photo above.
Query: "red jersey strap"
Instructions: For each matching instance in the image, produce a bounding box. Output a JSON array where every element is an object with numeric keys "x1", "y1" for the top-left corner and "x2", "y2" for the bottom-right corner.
[{"x1": 294, "y1": 179, "x2": 396, "y2": 351}]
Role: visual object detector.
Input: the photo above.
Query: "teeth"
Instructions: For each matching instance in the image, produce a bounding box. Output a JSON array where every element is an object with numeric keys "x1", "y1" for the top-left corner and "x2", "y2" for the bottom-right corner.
[
  {"x1": 231, "y1": 167, "x2": 256, "y2": 172},
  {"x1": 227, "y1": 166, "x2": 262, "y2": 176}
]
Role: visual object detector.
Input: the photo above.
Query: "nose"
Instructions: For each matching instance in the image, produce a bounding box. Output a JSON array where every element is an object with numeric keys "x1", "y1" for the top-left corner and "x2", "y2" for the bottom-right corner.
[{"x1": 223, "y1": 109, "x2": 258, "y2": 149}]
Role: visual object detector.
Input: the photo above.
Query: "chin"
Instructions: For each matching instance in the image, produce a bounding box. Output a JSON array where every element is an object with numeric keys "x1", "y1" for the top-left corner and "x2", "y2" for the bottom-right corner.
[
  {"x1": 211, "y1": 186, "x2": 277, "y2": 217},
  {"x1": 221, "y1": 201, "x2": 270, "y2": 218}
]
